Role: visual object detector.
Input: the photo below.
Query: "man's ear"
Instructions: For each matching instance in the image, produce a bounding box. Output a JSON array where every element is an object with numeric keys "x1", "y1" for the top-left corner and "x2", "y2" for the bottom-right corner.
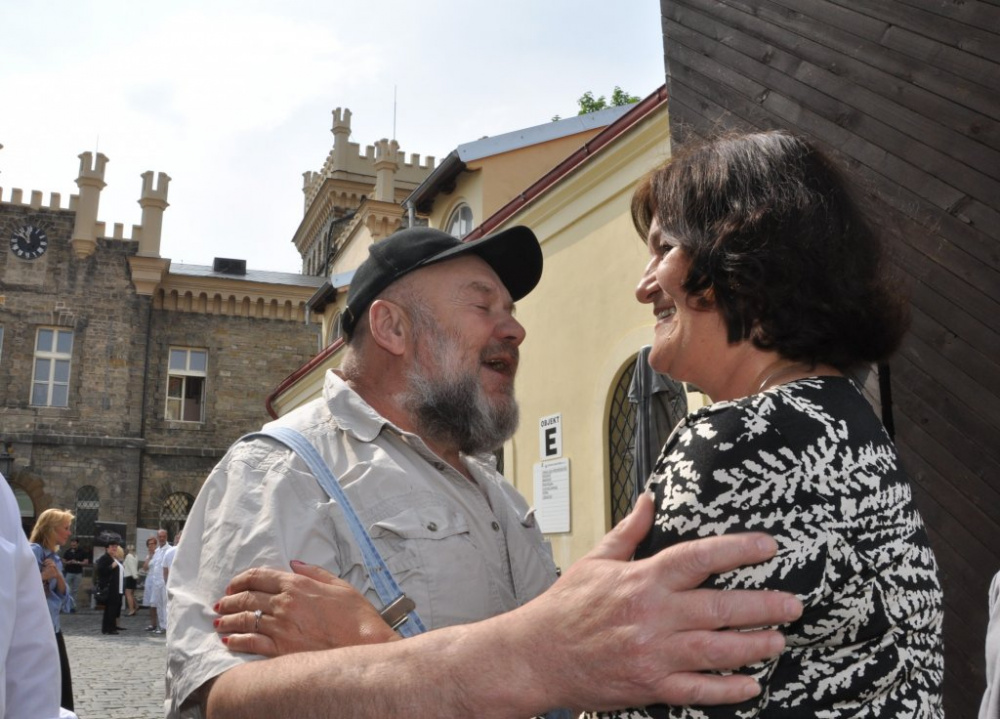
[{"x1": 367, "y1": 299, "x2": 410, "y2": 356}]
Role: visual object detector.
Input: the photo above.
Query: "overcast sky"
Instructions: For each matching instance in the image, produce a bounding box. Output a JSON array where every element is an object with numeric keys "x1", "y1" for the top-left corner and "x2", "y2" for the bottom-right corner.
[{"x1": 1, "y1": 1, "x2": 666, "y2": 273}]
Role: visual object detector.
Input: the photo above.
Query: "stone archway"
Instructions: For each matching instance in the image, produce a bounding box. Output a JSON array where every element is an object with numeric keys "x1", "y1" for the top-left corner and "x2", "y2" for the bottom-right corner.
[{"x1": 6, "y1": 471, "x2": 49, "y2": 535}]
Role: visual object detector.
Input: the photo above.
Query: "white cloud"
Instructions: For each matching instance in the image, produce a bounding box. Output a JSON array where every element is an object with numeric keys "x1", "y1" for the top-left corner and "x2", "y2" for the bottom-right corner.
[{"x1": 1, "y1": 0, "x2": 665, "y2": 272}]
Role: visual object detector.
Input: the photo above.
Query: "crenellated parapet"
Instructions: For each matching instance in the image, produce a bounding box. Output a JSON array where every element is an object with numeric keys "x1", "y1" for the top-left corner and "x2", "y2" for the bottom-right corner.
[
  {"x1": 3, "y1": 149, "x2": 172, "y2": 262},
  {"x1": 0, "y1": 187, "x2": 68, "y2": 210},
  {"x1": 301, "y1": 107, "x2": 436, "y2": 212}
]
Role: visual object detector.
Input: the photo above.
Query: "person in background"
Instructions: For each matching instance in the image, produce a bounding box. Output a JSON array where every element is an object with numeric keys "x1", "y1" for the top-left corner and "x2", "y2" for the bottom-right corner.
[
  {"x1": 160, "y1": 530, "x2": 181, "y2": 631},
  {"x1": 60, "y1": 538, "x2": 88, "y2": 613},
  {"x1": 28, "y1": 508, "x2": 76, "y2": 712},
  {"x1": 982, "y1": 570, "x2": 1000, "y2": 719},
  {"x1": 95, "y1": 536, "x2": 124, "y2": 635},
  {"x1": 1, "y1": 477, "x2": 78, "y2": 719},
  {"x1": 591, "y1": 130, "x2": 943, "y2": 717},
  {"x1": 140, "y1": 536, "x2": 157, "y2": 611},
  {"x1": 123, "y1": 544, "x2": 139, "y2": 616},
  {"x1": 144, "y1": 529, "x2": 169, "y2": 634},
  {"x1": 113, "y1": 545, "x2": 129, "y2": 631}
]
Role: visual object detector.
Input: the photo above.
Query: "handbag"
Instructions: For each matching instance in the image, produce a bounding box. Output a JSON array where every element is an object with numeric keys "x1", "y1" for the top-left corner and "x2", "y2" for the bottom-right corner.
[{"x1": 245, "y1": 427, "x2": 426, "y2": 638}]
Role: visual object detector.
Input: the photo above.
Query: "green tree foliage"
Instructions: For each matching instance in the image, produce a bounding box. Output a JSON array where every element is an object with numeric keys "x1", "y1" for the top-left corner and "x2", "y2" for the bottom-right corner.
[{"x1": 552, "y1": 87, "x2": 641, "y2": 121}]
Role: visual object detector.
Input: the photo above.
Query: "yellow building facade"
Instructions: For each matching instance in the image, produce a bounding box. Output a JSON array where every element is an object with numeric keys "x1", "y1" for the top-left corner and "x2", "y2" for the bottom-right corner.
[{"x1": 269, "y1": 87, "x2": 708, "y2": 569}]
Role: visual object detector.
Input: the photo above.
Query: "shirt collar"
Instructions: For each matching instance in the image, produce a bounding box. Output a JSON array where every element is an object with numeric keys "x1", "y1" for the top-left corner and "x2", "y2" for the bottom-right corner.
[{"x1": 321, "y1": 369, "x2": 500, "y2": 473}]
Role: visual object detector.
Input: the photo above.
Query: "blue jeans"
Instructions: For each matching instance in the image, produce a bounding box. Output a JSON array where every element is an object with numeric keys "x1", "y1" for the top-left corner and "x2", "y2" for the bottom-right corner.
[{"x1": 64, "y1": 572, "x2": 82, "y2": 610}]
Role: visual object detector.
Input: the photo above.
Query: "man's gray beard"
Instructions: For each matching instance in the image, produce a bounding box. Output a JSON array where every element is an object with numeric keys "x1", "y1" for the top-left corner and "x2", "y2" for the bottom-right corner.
[{"x1": 404, "y1": 362, "x2": 520, "y2": 456}]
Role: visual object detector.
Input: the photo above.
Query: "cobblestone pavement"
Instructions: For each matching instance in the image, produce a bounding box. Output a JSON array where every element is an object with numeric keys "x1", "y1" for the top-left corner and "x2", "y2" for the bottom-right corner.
[{"x1": 60, "y1": 607, "x2": 167, "y2": 719}]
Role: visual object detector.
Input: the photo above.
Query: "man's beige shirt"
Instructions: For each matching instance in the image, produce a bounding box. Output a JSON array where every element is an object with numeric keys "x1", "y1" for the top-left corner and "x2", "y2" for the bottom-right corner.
[{"x1": 166, "y1": 370, "x2": 558, "y2": 718}]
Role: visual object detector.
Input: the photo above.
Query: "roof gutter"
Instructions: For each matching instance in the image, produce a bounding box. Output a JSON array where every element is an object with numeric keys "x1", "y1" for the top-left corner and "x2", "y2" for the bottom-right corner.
[
  {"x1": 265, "y1": 336, "x2": 345, "y2": 419},
  {"x1": 463, "y1": 85, "x2": 668, "y2": 241}
]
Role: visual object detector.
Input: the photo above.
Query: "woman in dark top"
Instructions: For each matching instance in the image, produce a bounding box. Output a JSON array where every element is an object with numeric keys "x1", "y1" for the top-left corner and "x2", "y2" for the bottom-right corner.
[{"x1": 590, "y1": 131, "x2": 943, "y2": 717}]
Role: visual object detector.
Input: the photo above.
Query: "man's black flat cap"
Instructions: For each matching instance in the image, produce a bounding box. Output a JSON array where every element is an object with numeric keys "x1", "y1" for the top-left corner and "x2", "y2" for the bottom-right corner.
[{"x1": 342, "y1": 225, "x2": 542, "y2": 337}]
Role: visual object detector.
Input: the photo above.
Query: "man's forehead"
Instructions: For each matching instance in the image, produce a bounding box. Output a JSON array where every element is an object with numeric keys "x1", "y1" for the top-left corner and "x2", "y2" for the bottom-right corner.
[{"x1": 419, "y1": 255, "x2": 510, "y2": 295}]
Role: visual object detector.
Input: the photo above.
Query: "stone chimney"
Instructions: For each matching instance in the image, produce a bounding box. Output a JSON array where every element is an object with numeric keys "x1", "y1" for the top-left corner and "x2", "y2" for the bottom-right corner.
[
  {"x1": 71, "y1": 152, "x2": 108, "y2": 258},
  {"x1": 331, "y1": 108, "x2": 352, "y2": 169},
  {"x1": 137, "y1": 170, "x2": 171, "y2": 257},
  {"x1": 373, "y1": 139, "x2": 400, "y2": 202}
]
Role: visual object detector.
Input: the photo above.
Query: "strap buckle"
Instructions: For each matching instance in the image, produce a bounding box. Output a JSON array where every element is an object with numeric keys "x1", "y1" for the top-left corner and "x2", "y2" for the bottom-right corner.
[{"x1": 379, "y1": 594, "x2": 417, "y2": 631}]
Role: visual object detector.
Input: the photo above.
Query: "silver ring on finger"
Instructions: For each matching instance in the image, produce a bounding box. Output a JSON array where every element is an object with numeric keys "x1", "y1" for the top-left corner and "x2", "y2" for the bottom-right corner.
[{"x1": 253, "y1": 608, "x2": 262, "y2": 633}]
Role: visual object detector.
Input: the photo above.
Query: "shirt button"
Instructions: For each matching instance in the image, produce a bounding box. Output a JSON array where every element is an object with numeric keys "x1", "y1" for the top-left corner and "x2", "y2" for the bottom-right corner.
[
  {"x1": 427, "y1": 522, "x2": 438, "y2": 532},
  {"x1": 491, "y1": 521, "x2": 500, "y2": 531}
]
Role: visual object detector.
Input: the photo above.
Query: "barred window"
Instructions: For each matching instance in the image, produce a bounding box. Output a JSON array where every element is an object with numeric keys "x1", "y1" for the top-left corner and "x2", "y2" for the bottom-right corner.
[
  {"x1": 166, "y1": 348, "x2": 207, "y2": 422},
  {"x1": 31, "y1": 328, "x2": 74, "y2": 407},
  {"x1": 607, "y1": 363, "x2": 638, "y2": 527},
  {"x1": 160, "y1": 492, "x2": 194, "y2": 538},
  {"x1": 74, "y1": 485, "x2": 100, "y2": 547}
]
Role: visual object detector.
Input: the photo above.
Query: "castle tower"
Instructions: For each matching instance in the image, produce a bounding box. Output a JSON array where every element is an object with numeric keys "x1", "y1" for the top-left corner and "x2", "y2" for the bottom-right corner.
[
  {"x1": 331, "y1": 108, "x2": 352, "y2": 169},
  {"x1": 373, "y1": 139, "x2": 400, "y2": 202},
  {"x1": 137, "y1": 170, "x2": 171, "y2": 257},
  {"x1": 71, "y1": 152, "x2": 108, "y2": 258}
]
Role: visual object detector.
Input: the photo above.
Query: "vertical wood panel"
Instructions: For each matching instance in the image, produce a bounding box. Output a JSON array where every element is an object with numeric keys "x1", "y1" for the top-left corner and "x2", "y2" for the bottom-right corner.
[{"x1": 660, "y1": 1, "x2": 1000, "y2": 716}]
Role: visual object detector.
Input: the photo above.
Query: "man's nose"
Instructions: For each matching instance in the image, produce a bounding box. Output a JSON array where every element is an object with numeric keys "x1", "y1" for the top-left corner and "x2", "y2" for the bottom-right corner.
[{"x1": 498, "y1": 314, "x2": 527, "y2": 346}]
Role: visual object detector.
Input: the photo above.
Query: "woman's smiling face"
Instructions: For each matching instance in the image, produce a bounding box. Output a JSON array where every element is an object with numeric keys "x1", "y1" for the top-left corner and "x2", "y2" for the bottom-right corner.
[{"x1": 635, "y1": 219, "x2": 730, "y2": 387}]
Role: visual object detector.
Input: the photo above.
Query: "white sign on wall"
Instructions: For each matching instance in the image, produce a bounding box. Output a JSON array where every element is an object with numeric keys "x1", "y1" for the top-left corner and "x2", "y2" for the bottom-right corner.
[
  {"x1": 533, "y1": 458, "x2": 570, "y2": 534},
  {"x1": 539, "y1": 413, "x2": 562, "y2": 460}
]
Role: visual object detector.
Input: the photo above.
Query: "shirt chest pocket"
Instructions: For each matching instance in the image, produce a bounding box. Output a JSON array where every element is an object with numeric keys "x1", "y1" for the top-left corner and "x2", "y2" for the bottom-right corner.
[
  {"x1": 365, "y1": 505, "x2": 490, "y2": 628},
  {"x1": 368, "y1": 505, "x2": 473, "y2": 563}
]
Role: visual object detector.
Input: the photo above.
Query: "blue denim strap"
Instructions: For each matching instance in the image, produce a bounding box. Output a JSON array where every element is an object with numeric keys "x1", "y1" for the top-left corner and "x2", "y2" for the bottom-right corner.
[{"x1": 244, "y1": 427, "x2": 426, "y2": 638}]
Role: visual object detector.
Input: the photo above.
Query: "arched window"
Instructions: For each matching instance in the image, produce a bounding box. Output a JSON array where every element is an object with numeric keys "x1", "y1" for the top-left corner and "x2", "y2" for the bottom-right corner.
[
  {"x1": 608, "y1": 348, "x2": 691, "y2": 529},
  {"x1": 330, "y1": 311, "x2": 343, "y2": 345},
  {"x1": 607, "y1": 361, "x2": 639, "y2": 527},
  {"x1": 13, "y1": 487, "x2": 33, "y2": 518},
  {"x1": 445, "y1": 204, "x2": 473, "y2": 239},
  {"x1": 75, "y1": 485, "x2": 100, "y2": 547},
  {"x1": 13, "y1": 488, "x2": 33, "y2": 536},
  {"x1": 160, "y1": 492, "x2": 194, "y2": 539}
]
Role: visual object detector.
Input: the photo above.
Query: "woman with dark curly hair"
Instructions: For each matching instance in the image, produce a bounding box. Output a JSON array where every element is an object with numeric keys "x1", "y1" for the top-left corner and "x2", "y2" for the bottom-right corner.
[{"x1": 592, "y1": 131, "x2": 944, "y2": 717}]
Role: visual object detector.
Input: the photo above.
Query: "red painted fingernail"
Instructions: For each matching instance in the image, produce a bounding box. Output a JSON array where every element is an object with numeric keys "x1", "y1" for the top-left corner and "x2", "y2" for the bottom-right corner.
[
  {"x1": 221, "y1": 636, "x2": 229, "y2": 645},
  {"x1": 213, "y1": 618, "x2": 220, "y2": 628},
  {"x1": 213, "y1": 602, "x2": 220, "y2": 613}
]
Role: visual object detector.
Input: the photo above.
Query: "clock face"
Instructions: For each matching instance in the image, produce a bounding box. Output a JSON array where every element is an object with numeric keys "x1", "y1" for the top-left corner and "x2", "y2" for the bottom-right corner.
[{"x1": 10, "y1": 224, "x2": 49, "y2": 260}]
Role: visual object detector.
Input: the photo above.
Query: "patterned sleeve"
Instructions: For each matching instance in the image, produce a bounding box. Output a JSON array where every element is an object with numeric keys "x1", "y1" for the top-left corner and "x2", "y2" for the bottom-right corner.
[
  {"x1": 598, "y1": 384, "x2": 943, "y2": 718},
  {"x1": 642, "y1": 401, "x2": 833, "y2": 717}
]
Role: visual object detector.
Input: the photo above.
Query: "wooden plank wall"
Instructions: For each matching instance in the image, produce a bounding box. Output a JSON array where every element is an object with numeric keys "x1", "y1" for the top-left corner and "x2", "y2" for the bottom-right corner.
[{"x1": 657, "y1": 1, "x2": 1000, "y2": 716}]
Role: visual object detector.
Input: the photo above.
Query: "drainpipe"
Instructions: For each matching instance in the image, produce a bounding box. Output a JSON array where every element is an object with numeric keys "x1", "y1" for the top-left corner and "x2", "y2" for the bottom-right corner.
[
  {"x1": 878, "y1": 362, "x2": 895, "y2": 440},
  {"x1": 135, "y1": 300, "x2": 153, "y2": 529}
]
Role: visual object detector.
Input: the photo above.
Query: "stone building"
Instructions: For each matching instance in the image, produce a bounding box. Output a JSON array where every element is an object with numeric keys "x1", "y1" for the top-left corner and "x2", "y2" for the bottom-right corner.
[
  {"x1": 0, "y1": 150, "x2": 324, "y2": 545},
  {"x1": 1, "y1": 109, "x2": 436, "y2": 546}
]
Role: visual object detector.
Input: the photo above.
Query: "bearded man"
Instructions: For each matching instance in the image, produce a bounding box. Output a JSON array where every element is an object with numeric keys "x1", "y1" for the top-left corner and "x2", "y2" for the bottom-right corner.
[
  {"x1": 166, "y1": 226, "x2": 559, "y2": 716},
  {"x1": 166, "y1": 226, "x2": 801, "y2": 719}
]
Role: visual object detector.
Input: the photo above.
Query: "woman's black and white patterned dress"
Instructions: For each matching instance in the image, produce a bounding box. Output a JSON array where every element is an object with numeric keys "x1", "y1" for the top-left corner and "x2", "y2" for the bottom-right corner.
[{"x1": 592, "y1": 376, "x2": 943, "y2": 718}]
